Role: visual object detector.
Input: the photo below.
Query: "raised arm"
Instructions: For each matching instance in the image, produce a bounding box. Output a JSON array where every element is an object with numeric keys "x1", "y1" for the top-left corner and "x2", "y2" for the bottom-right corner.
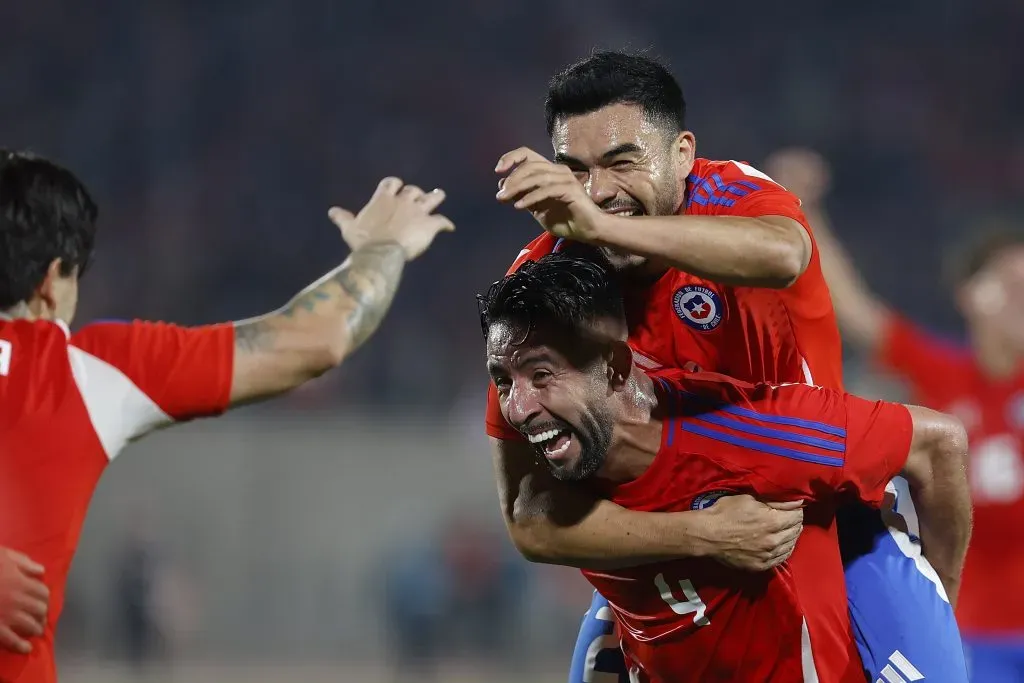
[
  {"x1": 764, "y1": 148, "x2": 892, "y2": 351},
  {"x1": 495, "y1": 147, "x2": 809, "y2": 289},
  {"x1": 229, "y1": 178, "x2": 453, "y2": 405},
  {"x1": 493, "y1": 437, "x2": 804, "y2": 571},
  {"x1": 900, "y1": 405, "x2": 972, "y2": 606}
]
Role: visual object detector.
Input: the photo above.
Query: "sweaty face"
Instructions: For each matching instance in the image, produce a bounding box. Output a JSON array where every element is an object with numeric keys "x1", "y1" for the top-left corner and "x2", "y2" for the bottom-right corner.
[
  {"x1": 551, "y1": 103, "x2": 692, "y2": 271},
  {"x1": 486, "y1": 320, "x2": 616, "y2": 481}
]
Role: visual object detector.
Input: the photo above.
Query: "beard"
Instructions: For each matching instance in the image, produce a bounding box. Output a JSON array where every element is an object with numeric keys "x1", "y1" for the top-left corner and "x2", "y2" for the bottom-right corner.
[{"x1": 550, "y1": 406, "x2": 616, "y2": 482}]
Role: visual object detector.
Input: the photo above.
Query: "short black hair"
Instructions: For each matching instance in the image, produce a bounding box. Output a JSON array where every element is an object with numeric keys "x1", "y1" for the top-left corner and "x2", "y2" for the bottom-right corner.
[
  {"x1": 544, "y1": 51, "x2": 686, "y2": 137},
  {"x1": 0, "y1": 150, "x2": 98, "y2": 309},
  {"x1": 477, "y1": 252, "x2": 625, "y2": 340},
  {"x1": 946, "y1": 227, "x2": 1024, "y2": 287}
]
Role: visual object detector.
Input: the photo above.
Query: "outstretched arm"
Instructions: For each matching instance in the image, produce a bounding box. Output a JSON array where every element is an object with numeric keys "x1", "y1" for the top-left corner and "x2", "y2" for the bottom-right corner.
[
  {"x1": 493, "y1": 438, "x2": 804, "y2": 571},
  {"x1": 230, "y1": 243, "x2": 406, "y2": 404},
  {"x1": 229, "y1": 178, "x2": 453, "y2": 406}
]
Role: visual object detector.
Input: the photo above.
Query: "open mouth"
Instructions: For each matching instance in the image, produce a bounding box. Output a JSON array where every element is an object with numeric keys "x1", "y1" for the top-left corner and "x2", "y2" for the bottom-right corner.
[
  {"x1": 527, "y1": 428, "x2": 573, "y2": 460},
  {"x1": 605, "y1": 207, "x2": 645, "y2": 217}
]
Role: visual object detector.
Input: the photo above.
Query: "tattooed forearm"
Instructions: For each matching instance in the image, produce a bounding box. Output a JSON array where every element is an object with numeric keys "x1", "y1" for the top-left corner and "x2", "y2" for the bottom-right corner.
[{"x1": 318, "y1": 242, "x2": 406, "y2": 351}]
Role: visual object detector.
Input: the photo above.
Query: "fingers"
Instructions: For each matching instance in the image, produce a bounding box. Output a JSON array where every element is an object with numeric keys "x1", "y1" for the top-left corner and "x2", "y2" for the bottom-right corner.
[
  {"x1": 398, "y1": 184, "x2": 425, "y2": 202},
  {"x1": 431, "y1": 215, "x2": 455, "y2": 233},
  {"x1": 511, "y1": 184, "x2": 574, "y2": 211},
  {"x1": 497, "y1": 164, "x2": 572, "y2": 203},
  {"x1": 416, "y1": 188, "x2": 447, "y2": 213},
  {"x1": 327, "y1": 207, "x2": 355, "y2": 229},
  {"x1": 372, "y1": 176, "x2": 403, "y2": 199},
  {"x1": 8, "y1": 611, "x2": 43, "y2": 638},
  {"x1": 0, "y1": 625, "x2": 31, "y2": 655},
  {"x1": 7, "y1": 552, "x2": 43, "y2": 577},
  {"x1": 495, "y1": 147, "x2": 547, "y2": 174}
]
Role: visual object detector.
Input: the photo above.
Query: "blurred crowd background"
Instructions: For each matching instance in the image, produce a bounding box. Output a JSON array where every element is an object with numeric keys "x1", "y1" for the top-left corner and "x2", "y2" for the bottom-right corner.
[{"x1": 2, "y1": 0, "x2": 1022, "y2": 681}]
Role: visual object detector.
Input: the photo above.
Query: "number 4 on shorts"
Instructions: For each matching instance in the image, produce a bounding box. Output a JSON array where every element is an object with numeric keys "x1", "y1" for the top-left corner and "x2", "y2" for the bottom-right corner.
[{"x1": 654, "y1": 573, "x2": 710, "y2": 626}]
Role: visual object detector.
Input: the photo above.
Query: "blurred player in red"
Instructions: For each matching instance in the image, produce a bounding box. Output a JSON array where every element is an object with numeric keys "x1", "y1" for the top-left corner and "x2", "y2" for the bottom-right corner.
[
  {"x1": 768, "y1": 147, "x2": 1024, "y2": 681},
  {"x1": 487, "y1": 52, "x2": 968, "y2": 682},
  {"x1": 0, "y1": 150, "x2": 454, "y2": 683},
  {"x1": 478, "y1": 253, "x2": 971, "y2": 682}
]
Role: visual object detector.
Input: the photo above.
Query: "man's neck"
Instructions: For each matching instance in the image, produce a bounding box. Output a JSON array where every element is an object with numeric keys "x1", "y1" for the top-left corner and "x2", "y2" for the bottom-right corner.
[
  {"x1": 0, "y1": 302, "x2": 35, "y2": 321},
  {"x1": 596, "y1": 368, "x2": 664, "y2": 484},
  {"x1": 971, "y1": 326, "x2": 1024, "y2": 380}
]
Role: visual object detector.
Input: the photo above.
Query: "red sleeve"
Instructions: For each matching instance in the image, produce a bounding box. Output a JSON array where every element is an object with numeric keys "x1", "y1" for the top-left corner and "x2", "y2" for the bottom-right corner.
[
  {"x1": 838, "y1": 395, "x2": 914, "y2": 506},
  {"x1": 71, "y1": 320, "x2": 234, "y2": 422},
  {"x1": 485, "y1": 383, "x2": 525, "y2": 440},
  {"x1": 877, "y1": 314, "x2": 971, "y2": 400}
]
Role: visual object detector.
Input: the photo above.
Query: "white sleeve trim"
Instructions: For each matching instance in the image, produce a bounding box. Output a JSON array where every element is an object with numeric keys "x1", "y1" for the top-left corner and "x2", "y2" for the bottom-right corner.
[{"x1": 68, "y1": 346, "x2": 172, "y2": 460}]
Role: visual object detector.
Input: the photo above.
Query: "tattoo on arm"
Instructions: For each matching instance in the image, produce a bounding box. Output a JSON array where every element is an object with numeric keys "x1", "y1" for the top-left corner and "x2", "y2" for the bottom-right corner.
[{"x1": 234, "y1": 242, "x2": 406, "y2": 357}]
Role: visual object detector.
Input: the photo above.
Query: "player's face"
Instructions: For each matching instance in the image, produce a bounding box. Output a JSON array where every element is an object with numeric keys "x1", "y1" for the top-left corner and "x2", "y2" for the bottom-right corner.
[
  {"x1": 551, "y1": 103, "x2": 695, "y2": 271},
  {"x1": 960, "y1": 245, "x2": 1024, "y2": 351},
  {"x1": 486, "y1": 321, "x2": 617, "y2": 481}
]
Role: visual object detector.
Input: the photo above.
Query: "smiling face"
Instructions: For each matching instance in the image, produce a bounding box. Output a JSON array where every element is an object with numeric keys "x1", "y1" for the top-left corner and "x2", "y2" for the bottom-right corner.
[
  {"x1": 486, "y1": 319, "x2": 620, "y2": 481},
  {"x1": 550, "y1": 103, "x2": 695, "y2": 270}
]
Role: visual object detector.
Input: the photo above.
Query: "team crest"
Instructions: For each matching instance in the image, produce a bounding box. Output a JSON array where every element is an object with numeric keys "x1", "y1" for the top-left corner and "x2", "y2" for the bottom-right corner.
[
  {"x1": 691, "y1": 490, "x2": 729, "y2": 510},
  {"x1": 673, "y1": 286, "x2": 723, "y2": 331}
]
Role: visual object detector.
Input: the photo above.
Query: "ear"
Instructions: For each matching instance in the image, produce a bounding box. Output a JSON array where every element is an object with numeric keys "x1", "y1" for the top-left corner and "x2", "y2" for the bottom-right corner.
[
  {"x1": 606, "y1": 341, "x2": 634, "y2": 391},
  {"x1": 35, "y1": 258, "x2": 63, "y2": 313},
  {"x1": 675, "y1": 131, "x2": 696, "y2": 170}
]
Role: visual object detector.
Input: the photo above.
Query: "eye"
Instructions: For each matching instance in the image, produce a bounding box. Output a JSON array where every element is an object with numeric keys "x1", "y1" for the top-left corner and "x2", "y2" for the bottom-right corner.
[
  {"x1": 493, "y1": 376, "x2": 512, "y2": 393},
  {"x1": 532, "y1": 369, "x2": 553, "y2": 384},
  {"x1": 610, "y1": 159, "x2": 635, "y2": 169}
]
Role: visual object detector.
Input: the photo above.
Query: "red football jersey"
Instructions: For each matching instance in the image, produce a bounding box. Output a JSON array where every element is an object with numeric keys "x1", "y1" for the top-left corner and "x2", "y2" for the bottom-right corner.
[
  {"x1": 581, "y1": 371, "x2": 913, "y2": 683},
  {"x1": 879, "y1": 314, "x2": 1024, "y2": 634},
  {"x1": 0, "y1": 316, "x2": 234, "y2": 682},
  {"x1": 485, "y1": 157, "x2": 842, "y2": 442}
]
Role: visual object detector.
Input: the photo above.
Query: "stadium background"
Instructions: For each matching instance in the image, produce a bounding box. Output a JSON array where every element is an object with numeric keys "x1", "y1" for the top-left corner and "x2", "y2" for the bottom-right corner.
[{"x1": 2, "y1": 0, "x2": 1022, "y2": 680}]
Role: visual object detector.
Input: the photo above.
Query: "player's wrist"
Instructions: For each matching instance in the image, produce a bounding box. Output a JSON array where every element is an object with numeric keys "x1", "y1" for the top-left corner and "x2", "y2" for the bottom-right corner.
[{"x1": 668, "y1": 510, "x2": 715, "y2": 559}]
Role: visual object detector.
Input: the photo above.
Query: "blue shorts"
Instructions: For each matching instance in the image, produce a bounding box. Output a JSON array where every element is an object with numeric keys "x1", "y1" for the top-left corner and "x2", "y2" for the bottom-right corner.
[
  {"x1": 964, "y1": 635, "x2": 1024, "y2": 682},
  {"x1": 567, "y1": 479, "x2": 969, "y2": 683}
]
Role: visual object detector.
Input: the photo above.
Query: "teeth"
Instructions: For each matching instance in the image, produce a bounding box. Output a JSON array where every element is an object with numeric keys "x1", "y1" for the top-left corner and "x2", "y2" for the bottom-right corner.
[
  {"x1": 528, "y1": 429, "x2": 561, "y2": 444},
  {"x1": 547, "y1": 438, "x2": 571, "y2": 457}
]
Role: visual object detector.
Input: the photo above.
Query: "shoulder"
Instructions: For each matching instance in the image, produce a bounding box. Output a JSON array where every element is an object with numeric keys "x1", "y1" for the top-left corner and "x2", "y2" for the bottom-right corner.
[
  {"x1": 507, "y1": 233, "x2": 561, "y2": 274},
  {"x1": 685, "y1": 159, "x2": 801, "y2": 216}
]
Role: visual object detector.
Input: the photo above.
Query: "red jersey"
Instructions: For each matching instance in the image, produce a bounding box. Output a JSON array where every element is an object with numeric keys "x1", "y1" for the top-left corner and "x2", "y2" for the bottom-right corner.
[
  {"x1": 485, "y1": 157, "x2": 842, "y2": 442},
  {"x1": 584, "y1": 371, "x2": 913, "y2": 683},
  {"x1": 879, "y1": 315, "x2": 1024, "y2": 634},
  {"x1": 0, "y1": 316, "x2": 234, "y2": 682}
]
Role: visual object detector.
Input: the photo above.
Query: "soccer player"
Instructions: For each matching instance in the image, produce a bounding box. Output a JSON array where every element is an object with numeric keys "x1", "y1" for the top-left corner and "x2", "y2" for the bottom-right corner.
[
  {"x1": 766, "y1": 146, "x2": 1024, "y2": 681},
  {"x1": 0, "y1": 151, "x2": 453, "y2": 682},
  {"x1": 488, "y1": 52, "x2": 968, "y2": 681},
  {"x1": 479, "y1": 253, "x2": 972, "y2": 683},
  {"x1": 0, "y1": 550, "x2": 47, "y2": 655}
]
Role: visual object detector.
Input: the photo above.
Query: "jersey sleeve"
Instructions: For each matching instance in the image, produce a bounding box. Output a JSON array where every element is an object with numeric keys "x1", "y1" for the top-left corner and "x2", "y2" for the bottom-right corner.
[
  {"x1": 676, "y1": 374, "x2": 910, "y2": 506},
  {"x1": 745, "y1": 381, "x2": 912, "y2": 506},
  {"x1": 836, "y1": 395, "x2": 914, "y2": 506},
  {"x1": 877, "y1": 313, "x2": 970, "y2": 400},
  {"x1": 70, "y1": 320, "x2": 234, "y2": 443}
]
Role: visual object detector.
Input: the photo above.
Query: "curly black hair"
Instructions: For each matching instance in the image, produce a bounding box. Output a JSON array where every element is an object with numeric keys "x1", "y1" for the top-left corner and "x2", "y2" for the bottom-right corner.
[{"x1": 477, "y1": 251, "x2": 624, "y2": 340}]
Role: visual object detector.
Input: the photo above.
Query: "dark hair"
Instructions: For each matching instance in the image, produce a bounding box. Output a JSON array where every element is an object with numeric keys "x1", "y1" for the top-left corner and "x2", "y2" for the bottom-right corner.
[
  {"x1": 0, "y1": 150, "x2": 98, "y2": 308},
  {"x1": 477, "y1": 252, "x2": 625, "y2": 339},
  {"x1": 545, "y1": 51, "x2": 686, "y2": 137},
  {"x1": 946, "y1": 228, "x2": 1024, "y2": 287}
]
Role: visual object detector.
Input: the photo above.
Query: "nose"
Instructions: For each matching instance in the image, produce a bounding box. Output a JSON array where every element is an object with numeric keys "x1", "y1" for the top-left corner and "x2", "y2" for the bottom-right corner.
[
  {"x1": 584, "y1": 168, "x2": 618, "y2": 206},
  {"x1": 505, "y1": 379, "x2": 543, "y2": 429}
]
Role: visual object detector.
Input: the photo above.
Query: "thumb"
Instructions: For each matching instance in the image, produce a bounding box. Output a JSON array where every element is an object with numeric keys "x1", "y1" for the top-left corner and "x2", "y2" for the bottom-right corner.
[
  {"x1": 765, "y1": 500, "x2": 804, "y2": 511},
  {"x1": 327, "y1": 207, "x2": 355, "y2": 230}
]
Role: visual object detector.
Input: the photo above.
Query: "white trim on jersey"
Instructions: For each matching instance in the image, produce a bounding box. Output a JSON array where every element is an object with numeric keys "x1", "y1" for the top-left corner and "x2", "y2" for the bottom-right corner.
[
  {"x1": 67, "y1": 346, "x2": 172, "y2": 460},
  {"x1": 801, "y1": 358, "x2": 814, "y2": 385},
  {"x1": 881, "y1": 478, "x2": 949, "y2": 603},
  {"x1": 800, "y1": 618, "x2": 820, "y2": 682}
]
